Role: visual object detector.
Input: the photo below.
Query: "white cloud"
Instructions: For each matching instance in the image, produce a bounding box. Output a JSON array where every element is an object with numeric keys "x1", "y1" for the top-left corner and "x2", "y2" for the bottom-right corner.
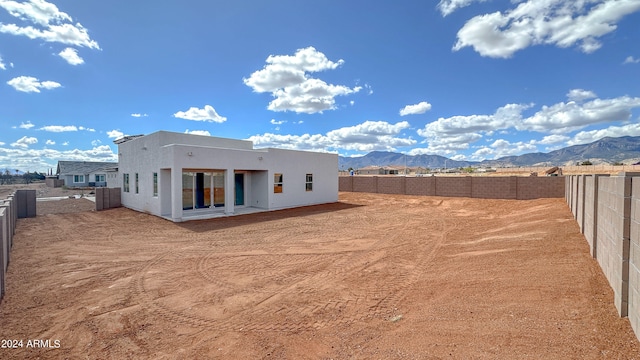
[
  {"x1": 78, "y1": 126, "x2": 95, "y2": 132},
  {"x1": 244, "y1": 47, "x2": 361, "y2": 114},
  {"x1": 62, "y1": 141, "x2": 69, "y2": 146},
  {"x1": 58, "y1": 47, "x2": 83, "y2": 65},
  {"x1": 438, "y1": 0, "x2": 487, "y2": 16},
  {"x1": 0, "y1": 55, "x2": 5, "y2": 70},
  {"x1": 567, "y1": 89, "x2": 597, "y2": 102},
  {"x1": 45, "y1": 139, "x2": 55, "y2": 145},
  {"x1": 91, "y1": 139, "x2": 101, "y2": 146},
  {"x1": 107, "y1": 129, "x2": 124, "y2": 139},
  {"x1": 18, "y1": 121, "x2": 35, "y2": 129},
  {"x1": 39, "y1": 125, "x2": 77, "y2": 132},
  {"x1": 184, "y1": 129, "x2": 211, "y2": 136},
  {"x1": 11, "y1": 135, "x2": 38, "y2": 148},
  {"x1": 131, "y1": 113, "x2": 148, "y2": 118},
  {"x1": 0, "y1": 143, "x2": 117, "y2": 172},
  {"x1": 399, "y1": 101, "x2": 432, "y2": 116},
  {"x1": 624, "y1": 56, "x2": 640, "y2": 64},
  {"x1": 567, "y1": 123, "x2": 640, "y2": 145},
  {"x1": 0, "y1": 0, "x2": 100, "y2": 49},
  {"x1": 453, "y1": 0, "x2": 640, "y2": 58},
  {"x1": 270, "y1": 119, "x2": 286, "y2": 125},
  {"x1": 7, "y1": 76, "x2": 61, "y2": 92},
  {"x1": 173, "y1": 105, "x2": 227, "y2": 123},
  {"x1": 470, "y1": 139, "x2": 539, "y2": 160},
  {"x1": 519, "y1": 95, "x2": 640, "y2": 133},
  {"x1": 537, "y1": 134, "x2": 569, "y2": 145},
  {"x1": 248, "y1": 120, "x2": 415, "y2": 153},
  {"x1": 417, "y1": 103, "x2": 530, "y2": 155}
]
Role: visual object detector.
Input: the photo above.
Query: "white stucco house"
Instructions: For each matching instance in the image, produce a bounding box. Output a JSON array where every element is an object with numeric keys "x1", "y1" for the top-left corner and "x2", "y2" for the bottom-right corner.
[{"x1": 114, "y1": 131, "x2": 338, "y2": 222}]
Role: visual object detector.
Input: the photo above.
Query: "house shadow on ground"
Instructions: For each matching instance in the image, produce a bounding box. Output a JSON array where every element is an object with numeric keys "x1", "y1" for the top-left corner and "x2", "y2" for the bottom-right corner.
[{"x1": 175, "y1": 201, "x2": 363, "y2": 233}]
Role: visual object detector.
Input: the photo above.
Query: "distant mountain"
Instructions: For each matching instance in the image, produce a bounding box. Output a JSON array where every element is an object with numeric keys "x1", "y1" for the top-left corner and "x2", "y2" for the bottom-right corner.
[
  {"x1": 338, "y1": 151, "x2": 477, "y2": 170},
  {"x1": 339, "y1": 136, "x2": 640, "y2": 169}
]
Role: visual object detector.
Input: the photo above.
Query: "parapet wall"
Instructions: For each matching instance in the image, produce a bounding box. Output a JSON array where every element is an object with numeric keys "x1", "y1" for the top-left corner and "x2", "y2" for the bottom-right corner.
[
  {"x1": 0, "y1": 190, "x2": 34, "y2": 303},
  {"x1": 566, "y1": 173, "x2": 640, "y2": 338},
  {"x1": 339, "y1": 176, "x2": 565, "y2": 200}
]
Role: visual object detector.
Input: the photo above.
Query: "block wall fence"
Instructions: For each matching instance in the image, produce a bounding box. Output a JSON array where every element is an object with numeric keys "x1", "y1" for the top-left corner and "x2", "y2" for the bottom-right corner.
[
  {"x1": 339, "y1": 175, "x2": 565, "y2": 200},
  {"x1": 566, "y1": 172, "x2": 640, "y2": 340},
  {"x1": 95, "y1": 187, "x2": 122, "y2": 211},
  {"x1": 0, "y1": 190, "x2": 35, "y2": 303}
]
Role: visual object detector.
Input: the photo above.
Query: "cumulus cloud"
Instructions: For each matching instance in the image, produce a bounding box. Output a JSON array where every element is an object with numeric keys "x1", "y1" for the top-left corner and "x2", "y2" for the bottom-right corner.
[
  {"x1": 0, "y1": 55, "x2": 6, "y2": 70},
  {"x1": 184, "y1": 129, "x2": 211, "y2": 136},
  {"x1": 7, "y1": 76, "x2": 61, "y2": 92},
  {"x1": 567, "y1": 89, "x2": 597, "y2": 102},
  {"x1": 244, "y1": 47, "x2": 361, "y2": 114},
  {"x1": 417, "y1": 103, "x2": 531, "y2": 155},
  {"x1": 399, "y1": 101, "x2": 432, "y2": 116},
  {"x1": 624, "y1": 56, "x2": 640, "y2": 64},
  {"x1": 39, "y1": 125, "x2": 77, "y2": 132},
  {"x1": 567, "y1": 123, "x2": 640, "y2": 146},
  {"x1": 173, "y1": 105, "x2": 227, "y2": 123},
  {"x1": 470, "y1": 139, "x2": 539, "y2": 160},
  {"x1": 107, "y1": 129, "x2": 124, "y2": 139},
  {"x1": 415, "y1": 90, "x2": 640, "y2": 158},
  {"x1": 45, "y1": 139, "x2": 55, "y2": 145},
  {"x1": 58, "y1": 47, "x2": 83, "y2": 65},
  {"x1": 11, "y1": 135, "x2": 38, "y2": 148},
  {"x1": 18, "y1": 121, "x2": 35, "y2": 129},
  {"x1": 453, "y1": 0, "x2": 640, "y2": 58},
  {"x1": 438, "y1": 0, "x2": 487, "y2": 16},
  {"x1": 0, "y1": 143, "x2": 117, "y2": 172},
  {"x1": 131, "y1": 113, "x2": 148, "y2": 118},
  {"x1": 518, "y1": 95, "x2": 640, "y2": 133},
  {"x1": 248, "y1": 120, "x2": 415, "y2": 153},
  {"x1": 0, "y1": 0, "x2": 100, "y2": 49}
]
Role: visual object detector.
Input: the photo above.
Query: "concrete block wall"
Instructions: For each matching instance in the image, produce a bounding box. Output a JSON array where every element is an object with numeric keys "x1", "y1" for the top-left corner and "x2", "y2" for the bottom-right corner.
[
  {"x1": 352, "y1": 177, "x2": 378, "y2": 193},
  {"x1": 377, "y1": 177, "x2": 406, "y2": 194},
  {"x1": 567, "y1": 173, "x2": 639, "y2": 332},
  {"x1": 339, "y1": 176, "x2": 353, "y2": 192},
  {"x1": 517, "y1": 176, "x2": 566, "y2": 200},
  {"x1": 596, "y1": 176, "x2": 631, "y2": 317},
  {"x1": 471, "y1": 176, "x2": 517, "y2": 199},
  {"x1": 0, "y1": 193, "x2": 18, "y2": 303},
  {"x1": 434, "y1": 177, "x2": 472, "y2": 198},
  {"x1": 405, "y1": 177, "x2": 436, "y2": 196},
  {"x1": 96, "y1": 188, "x2": 122, "y2": 211},
  {"x1": 340, "y1": 176, "x2": 565, "y2": 200},
  {"x1": 16, "y1": 190, "x2": 36, "y2": 218},
  {"x1": 630, "y1": 178, "x2": 640, "y2": 336}
]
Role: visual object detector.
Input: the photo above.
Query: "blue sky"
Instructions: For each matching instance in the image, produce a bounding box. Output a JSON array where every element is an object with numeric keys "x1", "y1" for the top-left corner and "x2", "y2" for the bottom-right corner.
[{"x1": 1, "y1": 0, "x2": 640, "y2": 172}]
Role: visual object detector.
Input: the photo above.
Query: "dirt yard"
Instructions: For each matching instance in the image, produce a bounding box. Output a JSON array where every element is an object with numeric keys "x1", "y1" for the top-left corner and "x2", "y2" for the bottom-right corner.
[{"x1": 1, "y1": 192, "x2": 639, "y2": 359}]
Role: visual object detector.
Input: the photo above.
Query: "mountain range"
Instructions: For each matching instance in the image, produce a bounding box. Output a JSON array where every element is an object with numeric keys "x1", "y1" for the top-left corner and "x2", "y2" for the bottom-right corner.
[{"x1": 338, "y1": 136, "x2": 640, "y2": 169}]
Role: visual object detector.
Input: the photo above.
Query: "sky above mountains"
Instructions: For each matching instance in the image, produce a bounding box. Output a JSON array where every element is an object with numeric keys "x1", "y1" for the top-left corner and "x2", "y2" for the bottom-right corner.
[{"x1": 1, "y1": 0, "x2": 639, "y2": 172}]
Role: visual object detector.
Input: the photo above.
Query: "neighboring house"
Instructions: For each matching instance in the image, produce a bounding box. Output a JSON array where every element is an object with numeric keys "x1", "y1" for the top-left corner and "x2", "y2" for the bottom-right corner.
[
  {"x1": 56, "y1": 161, "x2": 117, "y2": 187},
  {"x1": 114, "y1": 131, "x2": 338, "y2": 222},
  {"x1": 358, "y1": 166, "x2": 400, "y2": 175}
]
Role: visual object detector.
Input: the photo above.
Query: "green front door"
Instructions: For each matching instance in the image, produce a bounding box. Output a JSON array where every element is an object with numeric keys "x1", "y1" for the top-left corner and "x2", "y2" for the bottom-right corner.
[{"x1": 235, "y1": 173, "x2": 244, "y2": 206}]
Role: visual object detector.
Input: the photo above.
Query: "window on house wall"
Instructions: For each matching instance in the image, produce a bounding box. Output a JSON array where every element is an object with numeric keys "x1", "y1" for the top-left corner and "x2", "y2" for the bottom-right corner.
[
  {"x1": 274, "y1": 173, "x2": 283, "y2": 193},
  {"x1": 153, "y1": 172, "x2": 158, "y2": 197},
  {"x1": 95, "y1": 174, "x2": 105, "y2": 182},
  {"x1": 306, "y1": 173, "x2": 313, "y2": 191},
  {"x1": 135, "y1": 173, "x2": 139, "y2": 194},
  {"x1": 73, "y1": 175, "x2": 84, "y2": 183},
  {"x1": 123, "y1": 173, "x2": 130, "y2": 192}
]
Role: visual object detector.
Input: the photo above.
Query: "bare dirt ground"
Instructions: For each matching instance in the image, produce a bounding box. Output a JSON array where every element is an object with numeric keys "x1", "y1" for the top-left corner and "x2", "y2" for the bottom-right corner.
[{"x1": 1, "y1": 192, "x2": 639, "y2": 359}]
